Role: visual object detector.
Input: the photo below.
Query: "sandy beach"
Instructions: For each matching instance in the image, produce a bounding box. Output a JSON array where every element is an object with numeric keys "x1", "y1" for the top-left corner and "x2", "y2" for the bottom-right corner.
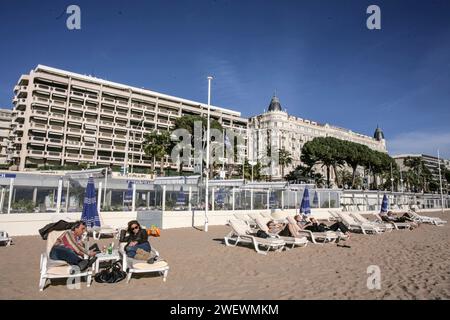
[{"x1": 1, "y1": 211, "x2": 449, "y2": 300}]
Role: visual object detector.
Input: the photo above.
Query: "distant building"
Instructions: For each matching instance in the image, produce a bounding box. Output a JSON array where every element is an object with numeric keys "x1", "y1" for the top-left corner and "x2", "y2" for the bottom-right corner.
[
  {"x1": 393, "y1": 153, "x2": 448, "y2": 192},
  {"x1": 248, "y1": 96, "x2": 387, "y2": 179},
  {"x1": 0, "y1": 108, "x2": 13, "y2": 165}
]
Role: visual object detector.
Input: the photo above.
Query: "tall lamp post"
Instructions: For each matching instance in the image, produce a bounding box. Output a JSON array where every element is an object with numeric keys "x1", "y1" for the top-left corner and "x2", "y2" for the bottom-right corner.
[
  {"x1": 438, "y1": 149, "x2": 445, "y2": 214},
  {"x1": 204, "y1": 76, "x2": 213, "y2": 232}
]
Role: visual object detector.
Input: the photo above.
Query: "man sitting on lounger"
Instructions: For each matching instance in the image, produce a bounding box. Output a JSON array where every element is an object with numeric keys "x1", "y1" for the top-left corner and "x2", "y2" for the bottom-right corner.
[
  {"x1": 379, "y1": 211, "x2": 418, "y2": 228},
  {"x1": 49, "y1": 220, "x2": 98, "y2": 271}
]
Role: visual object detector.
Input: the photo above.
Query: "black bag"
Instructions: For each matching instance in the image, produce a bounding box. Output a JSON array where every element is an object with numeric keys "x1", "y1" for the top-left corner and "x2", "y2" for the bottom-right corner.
[{"x1": 94, "y1": 261, "x2": 127, "y2": 284}]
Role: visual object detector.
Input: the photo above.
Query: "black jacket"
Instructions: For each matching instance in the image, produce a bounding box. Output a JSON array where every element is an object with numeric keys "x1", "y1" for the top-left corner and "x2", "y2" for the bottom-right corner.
[
  {"x1": 124, "y1": 229, "x2": 148, "y2": 245},
  {"x1": 39, "y1": 220, "x2": 76, "y2": 240}
]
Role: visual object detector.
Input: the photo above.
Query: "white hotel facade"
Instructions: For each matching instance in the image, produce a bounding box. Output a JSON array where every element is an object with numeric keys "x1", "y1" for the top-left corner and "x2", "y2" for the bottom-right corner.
[
  {"x1": 7, "y1": 65, "x2": 386, "y2": 179},
  {"x1": 8, "y1": 65, "x2": 248, "y2": 172}
]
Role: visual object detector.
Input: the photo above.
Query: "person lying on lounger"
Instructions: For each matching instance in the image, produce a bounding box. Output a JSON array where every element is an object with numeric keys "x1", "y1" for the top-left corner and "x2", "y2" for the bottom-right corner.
[
  {"x1": 379, "y1": 211, "x2": 418, "y2": 228},
  {"x1": 294, "y1": 215, "x2": 351, "y2": 237}
]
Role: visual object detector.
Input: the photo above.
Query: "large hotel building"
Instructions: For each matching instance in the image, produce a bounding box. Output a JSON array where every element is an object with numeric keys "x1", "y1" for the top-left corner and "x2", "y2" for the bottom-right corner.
[
  {"x1": 7, "y1": 65, "x2": 386, "y2": 179},
  {"x1": 8, "y1": 65, "x2": 248, "y2": 172}
]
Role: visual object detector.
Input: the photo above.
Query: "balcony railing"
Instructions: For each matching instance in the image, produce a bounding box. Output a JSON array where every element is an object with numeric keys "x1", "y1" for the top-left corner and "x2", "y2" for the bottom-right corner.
[
  {"x1": 66, "y1": 140, "x2": 81, "y2": 146},
  {"x1": 28, "y1": 150, "x2": 45, "y2": 156},
  {"x1": 48, "y1": 138, "x2": 62, "y2": 145},
  {"x1": 99, "y1": 144, "x2": 113, "y2": 149},
  {"x1": 47, "y1": 151, "x2": 62, "y2": 157}
]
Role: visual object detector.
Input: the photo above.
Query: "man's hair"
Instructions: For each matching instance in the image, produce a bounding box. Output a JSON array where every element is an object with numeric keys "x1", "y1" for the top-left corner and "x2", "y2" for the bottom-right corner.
[{"x1": 71, "y1": 220, "x2": 87, "y2": 231}]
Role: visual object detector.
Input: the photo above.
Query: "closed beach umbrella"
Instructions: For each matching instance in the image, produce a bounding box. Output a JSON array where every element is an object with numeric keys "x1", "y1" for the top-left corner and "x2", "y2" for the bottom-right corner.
[
  {"x1": 269, "y1": 192, "x2": 277, "y2": 206},
  {"x1": 215, "y1": 188, "x2": 225, "y2": 205},
  {"x1": 176, "y1": 187, "x2": 186, "y2": 205},
  {"x1": 80, "y1": 177, "x2": 100, "y2": 228},
  {"x1": 380, "y1": 194, "x2": 389, "y2": 213},
  {"x1": 124, "y1": 181, "x2": 133, "y2": 203},
  {"x1": 300, "y1": 188, "x2": 311, "y2": 215},
  {"x1": 312, "y1": 191, "x2": 319, "y2": 207}
]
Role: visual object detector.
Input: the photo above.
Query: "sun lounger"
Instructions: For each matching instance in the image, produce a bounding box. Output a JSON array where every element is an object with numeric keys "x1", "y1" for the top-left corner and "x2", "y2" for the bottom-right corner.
[
  {"x1": 254, "y1": 217, "x2": 308, "y2": 249},
  {"x1": 119, "y1": 243, "x2": 169, "y2": 283},
  {"x1": 224, "y1": 219, "x2": 286, "y2": 255},
  {"x1": 285, "y1": 216, "x2": 341, "y2": 244},
  {"x1": 0, "y1": 231, "x2": 12, "y2": 246},
  {"x1": 39, "y1": 230, "x2": 92, "y2": 291},
  {"x1": 349, "y1": 212, "x2": 394, "y2": 232},
  {"x1": 91, "y1": 213, "x2": 119, "y2": 240},
  {"x1": 332, "y1": 211, "x2": 383, "y2": 234},
  {"x1": 407, "y1": 211, "x2": 447, "y2": 226},
  {"x1": 233, "y1": 213, "x2": 258, "y2": 228}
]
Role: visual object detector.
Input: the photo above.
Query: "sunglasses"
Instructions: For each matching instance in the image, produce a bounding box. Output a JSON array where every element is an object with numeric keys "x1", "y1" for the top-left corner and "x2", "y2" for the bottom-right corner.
[{"x1": 131, "y1": 226, "x2": 139, "y2": 230}]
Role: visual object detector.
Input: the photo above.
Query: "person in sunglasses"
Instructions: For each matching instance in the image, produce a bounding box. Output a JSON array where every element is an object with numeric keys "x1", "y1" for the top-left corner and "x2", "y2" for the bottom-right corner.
[{"x1": 122, "y1": 220, "x2": 152, "y2": 260}]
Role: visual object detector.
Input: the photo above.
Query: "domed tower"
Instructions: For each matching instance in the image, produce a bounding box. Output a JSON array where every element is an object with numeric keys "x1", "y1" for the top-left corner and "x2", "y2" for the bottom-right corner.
[
  {"x1": 373, "y1": 125, "x2": 386, "y2": 151},
  {"x1": 373, "y1": 125, "x2": 385, "y2": 141},
  {"x1": 268, "y1": 95, "x2": 283, "y2": 112}
]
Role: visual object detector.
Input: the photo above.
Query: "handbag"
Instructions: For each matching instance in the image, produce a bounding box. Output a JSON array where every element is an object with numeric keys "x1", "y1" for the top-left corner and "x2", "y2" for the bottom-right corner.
[
  {"x1": 94, "y1": 261, "x2": 127, "y2": 284},
  {"x1": 147, "y1": 225, "x2": 161, "y2": 237}
]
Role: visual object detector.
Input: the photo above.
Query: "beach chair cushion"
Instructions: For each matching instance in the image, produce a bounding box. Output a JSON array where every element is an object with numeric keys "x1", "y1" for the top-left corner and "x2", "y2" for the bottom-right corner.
[
  {"x1": 131, "y1": 260, "x2": 169, "y2": 271},
  {"x1": 46, "y1": 265, "x2": 74, "y2": 275},
  {"x1": 47, "y1": 259, "x2": 70, "y2": 267}
]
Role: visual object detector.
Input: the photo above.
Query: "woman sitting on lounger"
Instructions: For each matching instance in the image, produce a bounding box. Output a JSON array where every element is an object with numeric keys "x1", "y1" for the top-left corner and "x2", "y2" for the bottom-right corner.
[{"x1": 122, "y1": 220, "x2": 154, "y2": 261}]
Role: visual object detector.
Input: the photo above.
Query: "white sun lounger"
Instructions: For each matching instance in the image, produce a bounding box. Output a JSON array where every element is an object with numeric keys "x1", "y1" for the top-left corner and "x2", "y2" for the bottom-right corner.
[
  {"x1": 254, "y1": 217, "x2": 308, "y2": 249},
  {"x1": 285, "y1": 216, "x2": 342, "y2": 244},
  {"x1": 119, "y1": 242, "x2": 169, "y2": 283},
  {"x1": 407, "y1": 211, "x2": 447, "y2": 226},
  {"x1": 0, "y1": 231, "x2": 12, "y2": 246},
  {"x1": 39, "y1": 230, "x2": 92, "y2": 291},
  {"x1": 332, "y1": 211, "x2": 384, "y2": 234},
  {"x1": 91, "y1": 213, "x2": 119, "y2": 240},
  {"x1": 224, "y1": 219, "x2": 286, "y2": 255},
  {"x1": 349, "y1": 212, "x2": 394, "y2": 232}
]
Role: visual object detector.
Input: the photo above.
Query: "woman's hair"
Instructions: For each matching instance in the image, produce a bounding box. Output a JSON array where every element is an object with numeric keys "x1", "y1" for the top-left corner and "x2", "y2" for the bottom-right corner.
[
  {"x1": 266, "y1": 221, "x2": 274, "y2": 228},
  {"x1": 71, "y1": 220, "x2": 86, "y2": 231},
  {"x1": 127, "y1": 220, "x2": 141, "y2": 234}
]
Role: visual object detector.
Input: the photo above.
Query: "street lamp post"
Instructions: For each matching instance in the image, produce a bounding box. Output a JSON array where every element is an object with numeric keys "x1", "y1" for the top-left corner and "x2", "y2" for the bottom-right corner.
[
  {"x1": 204, "y1": 76, "x2": 213, "y2": 232},
  {"x1": 438, "y1": 149, "x2": 445, "y2": 213},
  {"x1": 248, "y1": 160, "x2": 256, "y2": 182}
]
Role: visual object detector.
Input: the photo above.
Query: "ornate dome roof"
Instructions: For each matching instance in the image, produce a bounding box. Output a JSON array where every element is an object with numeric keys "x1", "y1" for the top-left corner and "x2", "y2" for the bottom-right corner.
[
  {"x1": 268, "y1": 95, "x2": 282, "y2": 112},
  {"x1": 374, "y1": 125, "x2": 385, "y2": 141}
]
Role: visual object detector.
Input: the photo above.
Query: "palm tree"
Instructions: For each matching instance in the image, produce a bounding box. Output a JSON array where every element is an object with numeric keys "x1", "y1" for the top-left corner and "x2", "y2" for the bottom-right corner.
[
  {"x1": 143, "y1": 130, "x2": 172, "y2": 176},
  {"x1": 278, "y1": 148, "x2": 293, "y2": 178}
]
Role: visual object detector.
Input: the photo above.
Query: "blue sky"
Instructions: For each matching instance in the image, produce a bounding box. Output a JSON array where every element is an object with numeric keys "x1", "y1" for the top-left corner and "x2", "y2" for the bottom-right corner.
[{"x1": 0, "y1": 0, "x2": 449, "y2": 157}]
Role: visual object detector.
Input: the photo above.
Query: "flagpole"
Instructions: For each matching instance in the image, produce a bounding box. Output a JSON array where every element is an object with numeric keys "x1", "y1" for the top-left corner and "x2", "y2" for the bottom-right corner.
[{"x1": 437, "y1": 150, "x2": 444, "y2": 214}]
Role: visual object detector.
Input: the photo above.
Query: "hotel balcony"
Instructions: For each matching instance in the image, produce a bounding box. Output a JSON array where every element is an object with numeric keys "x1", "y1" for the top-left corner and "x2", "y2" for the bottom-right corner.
[
  {"x1": 100, "y1": 120, "x2": 114, "y2": 127},
  {"x1": 48, "y1": 125, "x2": 64, "y2": 133},
  {"x1": 84, "y1": 105, "x2": 98, "y2": 113},
  {"x1": 32, "y1": 96, "x2": 50, "y2": 105},
  {"x1": 80, "y1": 154, "x2": 95, "y2": 161},
  {"x1": 69, "y1": 103, "x2": 84, "y2": 111},
  {"x1": 51, "y1": 113, "x2": 66, "y2": 120},
  {"x1": 51, "y1": 100, "x2": 67, "y2": 108},
  {"x1": 65, "y1": 140, "x2": 81, "y2": 147},
  {"x1": 27, "y1": 150, "x2": 45, "y2": 157},
  {"x1": 65, "y1": 153, "x2": 80, "y2": 160},
  {"x1": 83, "y1": 142, "x2": 96, "y2": 149},
  {"x1": 98, "y1": 156, "x2": 112, "y2": 162},
  {"x1": 85, "y1": 118, "x2": 98, "y2": 124},
  {"x1": 68, "y1": 115, "x2": 83, "y2": 122},
  {"x1": 48, "y1": 138, "x2": 63, "y2": 146},
  {"x1": 99, "y1": 132, "x2": 113, "y2": 138},
  {"x1": 98, "y1": 144, "x2": 113, "y2": 150},
  {"x1": 31, "y1": 109, "x2": 48, "y2": 118},
  {"x1": 100, "y1": 108, "x2": 115, "y2": 115},
  {"x1": 30, "y1": 123, "x2": 47, "y2": 131},
  {"x1": 29, "y1": 136, "x2": 46, "y2": 144},
  {"x1": 46, "y1": 151, "x2": 62, "y2": 159},
  {"x1": 114, "y1": 134, "x2": 127, "y2": 141},
  {"x1": 67, "y1": 128, "x2": 82, "y2": 135}
]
